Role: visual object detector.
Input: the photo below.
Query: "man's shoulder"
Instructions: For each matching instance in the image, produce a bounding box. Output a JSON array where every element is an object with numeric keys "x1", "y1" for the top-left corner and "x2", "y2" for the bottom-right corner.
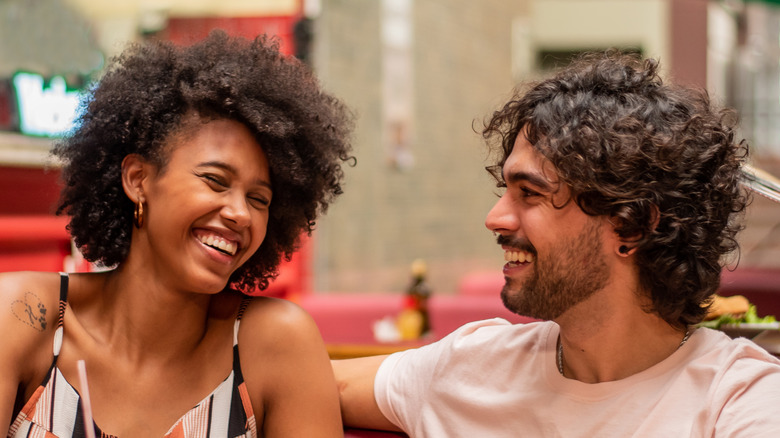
[
  {"x1": 413, "y1": 318, "x2": 553, "y2": 363},
  {"x1": 685, "y1": 328, "x2": 780, "y2": 385},
  {"x1": 447, "y1": 318, "x2": 552, "y2": 342},
  {"x1": 692, "y1": 328, "x2": 780, "y2": 364},
  {"x1": 685, "y1": 330, "x2": 780, "y2": 435},
  {"x1": 380, "y1": 319, "x2": 553, "y2": 386}
]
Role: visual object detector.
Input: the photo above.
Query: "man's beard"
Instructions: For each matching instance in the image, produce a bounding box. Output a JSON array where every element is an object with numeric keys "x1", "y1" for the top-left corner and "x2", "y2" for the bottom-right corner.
[{"x1": 501, "y1": 218, "x2": 611, "y2": 320}]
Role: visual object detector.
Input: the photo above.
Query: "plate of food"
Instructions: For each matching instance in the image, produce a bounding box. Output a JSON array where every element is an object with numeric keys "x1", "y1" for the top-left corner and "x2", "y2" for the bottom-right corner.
[
  {"x1": 719, "y1": 322, "x2": 780, "y2": 339},
  {"x1": 698, "y1": 295, "x2": 778, "y2": 339}
]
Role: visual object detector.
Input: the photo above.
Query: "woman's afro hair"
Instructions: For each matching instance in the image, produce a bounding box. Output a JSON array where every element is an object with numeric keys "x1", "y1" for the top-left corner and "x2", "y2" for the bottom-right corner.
[{"x1": 55, "y1": 30, "x2": 354, "y2": 293}]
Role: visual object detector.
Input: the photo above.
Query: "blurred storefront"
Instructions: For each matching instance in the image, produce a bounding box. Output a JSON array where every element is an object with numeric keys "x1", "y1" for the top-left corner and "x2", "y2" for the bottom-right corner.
[
  {"x1": 1, "y1": 0, "x2": 778, "y2": 295},
  {"x1": 0, "y1": 0, "x2": 313, "y2": 295},
  {"x1": 0, "y1": 0, "x2": 102, "y2": 273},
  {"x1": 311, "y1": 0, "x2": 780, "y2": 294}
]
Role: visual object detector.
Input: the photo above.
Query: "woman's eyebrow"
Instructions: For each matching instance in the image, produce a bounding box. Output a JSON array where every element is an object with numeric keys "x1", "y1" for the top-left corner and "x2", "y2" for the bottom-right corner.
[
  {"x1": 197, "y1": 160, "x2": 236, "y2": 173},
  {"x1": 197, "y1": 160, "x2": 272, "y2": 189}
]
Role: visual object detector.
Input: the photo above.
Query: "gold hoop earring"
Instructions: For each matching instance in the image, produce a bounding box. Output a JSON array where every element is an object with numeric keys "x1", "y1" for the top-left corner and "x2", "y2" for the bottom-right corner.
[{"x1": 134, "y1": 200, "x2": 145, "y2": 228}]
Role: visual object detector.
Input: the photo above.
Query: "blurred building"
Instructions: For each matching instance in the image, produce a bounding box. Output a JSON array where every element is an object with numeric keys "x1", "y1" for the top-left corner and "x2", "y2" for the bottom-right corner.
[
  {"x1": 0, "y1": 0, "x2": 311, "y2": 292},
  {"x1": 310, "y1": 0, "x2": 780, "y2": 294},
  {"x1": 1, "y1": 0, "x2": 778, "y2": 294}
]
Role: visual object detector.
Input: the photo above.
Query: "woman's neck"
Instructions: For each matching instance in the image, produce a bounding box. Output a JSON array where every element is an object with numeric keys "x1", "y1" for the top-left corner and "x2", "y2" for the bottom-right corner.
[{"x1": 71, "y1": 268, "x2": 219, "y2": 365}]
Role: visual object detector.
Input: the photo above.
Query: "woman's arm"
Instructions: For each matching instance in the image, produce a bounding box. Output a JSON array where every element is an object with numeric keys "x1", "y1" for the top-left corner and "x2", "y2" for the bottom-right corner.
[
  {"x1": 240, "y1": 298, "x2": 343, "y2": 437},
  {"x1": 0, "y1": 272, "x2": 60, "y2": 433},
  {"x1": 0, "y1": 321, "x2": 19, "y2": 433}
]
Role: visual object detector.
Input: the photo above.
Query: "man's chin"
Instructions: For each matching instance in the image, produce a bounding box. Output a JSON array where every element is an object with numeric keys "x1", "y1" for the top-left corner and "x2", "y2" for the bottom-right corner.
[{"x1": 500, "y1": 285, "x2": 561, "y2": 321}]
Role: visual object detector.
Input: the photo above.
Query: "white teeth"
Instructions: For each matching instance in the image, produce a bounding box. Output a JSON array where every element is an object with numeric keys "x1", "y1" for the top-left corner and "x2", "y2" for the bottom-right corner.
[
  {"x1": 504, "y1": 250, "x2": 534, "y2": 263},
  {"x1": 198, "y1": 234, "x2": 238, "y2": 256}
]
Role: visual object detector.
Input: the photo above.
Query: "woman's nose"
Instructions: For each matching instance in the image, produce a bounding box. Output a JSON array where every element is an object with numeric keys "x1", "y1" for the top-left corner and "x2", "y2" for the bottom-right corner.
[{"x1": 222, "y1": 192, "x2": 251, "y2": 228}]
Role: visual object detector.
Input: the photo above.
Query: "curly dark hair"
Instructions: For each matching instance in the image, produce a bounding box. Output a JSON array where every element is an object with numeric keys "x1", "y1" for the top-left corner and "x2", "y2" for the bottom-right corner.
[
  {"x1": 54, "y1": 30, "x2": 354, "y2": 293},
  {"x1": 482, "y1": 50, "x2": 749, "y2": 328}
]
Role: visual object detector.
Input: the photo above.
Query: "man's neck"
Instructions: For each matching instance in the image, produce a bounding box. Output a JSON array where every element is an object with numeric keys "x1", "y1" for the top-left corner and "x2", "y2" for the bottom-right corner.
[{"x1": 554, "y1": 288, "x2": 688, "y2": 383}]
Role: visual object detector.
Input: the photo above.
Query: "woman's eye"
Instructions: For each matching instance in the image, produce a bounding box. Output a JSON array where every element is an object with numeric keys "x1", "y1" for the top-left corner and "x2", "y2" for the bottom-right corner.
[
  {"x1": 248, "y1": 196, "x2": 270, "y2": 208},
  {"x1": 200, "y1": 174, "x2": 227, "y2": 188}
]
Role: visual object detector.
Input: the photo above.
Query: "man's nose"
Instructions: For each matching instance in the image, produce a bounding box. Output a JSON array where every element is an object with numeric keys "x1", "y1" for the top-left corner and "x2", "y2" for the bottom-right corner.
[{"x1": 485, "y1": 194, "x2": 519, "y2": 235}]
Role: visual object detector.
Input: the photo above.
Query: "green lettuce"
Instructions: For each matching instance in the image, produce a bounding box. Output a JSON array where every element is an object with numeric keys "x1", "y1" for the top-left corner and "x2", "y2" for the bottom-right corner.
[{"x1": 698, "y1": 304, "x2": 777, "y2": 329}]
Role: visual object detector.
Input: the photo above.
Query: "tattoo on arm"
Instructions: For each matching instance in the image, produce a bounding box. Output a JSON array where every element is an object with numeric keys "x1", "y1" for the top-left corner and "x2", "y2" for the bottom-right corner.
[{"x1": 11, "y1": 292, "x2": 48, "y2": 331}]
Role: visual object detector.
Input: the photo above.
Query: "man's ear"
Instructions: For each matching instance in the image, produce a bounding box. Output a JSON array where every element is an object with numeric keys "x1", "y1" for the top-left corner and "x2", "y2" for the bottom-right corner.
[
  {"x1": 121, "y1": 154, "x2": 151, "y2": 203},
  {"x1": 610, "y1": 204, "x2": 661, "y2": 256}
]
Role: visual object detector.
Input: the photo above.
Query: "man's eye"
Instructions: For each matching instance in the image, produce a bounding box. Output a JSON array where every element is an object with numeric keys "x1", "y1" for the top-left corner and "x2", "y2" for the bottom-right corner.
[{"x1": 521, "y1": 187, "x2": 540, "y2": 197}]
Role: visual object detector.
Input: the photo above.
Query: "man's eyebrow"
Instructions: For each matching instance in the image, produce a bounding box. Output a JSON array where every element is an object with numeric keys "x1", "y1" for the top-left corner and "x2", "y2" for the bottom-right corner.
[
  {"x1": 197, "y1": 160, "x2": 272, "y2": 189},
  {"x1": 504, "y1": 170, "x2": 553, "y2": 191}
]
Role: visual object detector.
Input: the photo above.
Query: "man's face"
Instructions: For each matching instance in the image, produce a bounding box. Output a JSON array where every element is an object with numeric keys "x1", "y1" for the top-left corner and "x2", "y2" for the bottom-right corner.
[{"x1": 485, "y1": 133, "x2": 611, "y2": 320}]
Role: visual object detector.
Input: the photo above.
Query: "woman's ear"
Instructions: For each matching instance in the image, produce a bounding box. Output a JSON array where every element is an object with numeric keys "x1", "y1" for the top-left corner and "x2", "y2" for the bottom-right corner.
[{"x1": 121, "y1": 154, "x2": 151, "y2": 203}]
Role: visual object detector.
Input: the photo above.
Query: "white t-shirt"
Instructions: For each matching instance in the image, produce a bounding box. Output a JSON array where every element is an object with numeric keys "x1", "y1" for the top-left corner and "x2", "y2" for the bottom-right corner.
[{"x1": 375, "y1": 319, "x2": 780, "y2": 437}]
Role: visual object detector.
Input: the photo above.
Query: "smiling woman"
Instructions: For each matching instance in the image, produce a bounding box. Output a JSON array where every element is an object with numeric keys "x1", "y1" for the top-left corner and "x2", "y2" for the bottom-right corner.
[{"x1": 0, "y1": 31, "x2": 353, "y2": 437}]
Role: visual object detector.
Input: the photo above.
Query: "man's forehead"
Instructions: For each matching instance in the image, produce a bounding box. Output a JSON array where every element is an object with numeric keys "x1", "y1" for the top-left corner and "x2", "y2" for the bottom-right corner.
[{"x1": 503, "y1": 134, "x2": 558, "y2": 185}]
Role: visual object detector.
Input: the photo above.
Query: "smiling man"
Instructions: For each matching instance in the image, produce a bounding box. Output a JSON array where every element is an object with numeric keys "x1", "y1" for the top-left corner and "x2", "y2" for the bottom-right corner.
[{"x1": 333, "y1": 51, "x2": 780, "y2": 437}]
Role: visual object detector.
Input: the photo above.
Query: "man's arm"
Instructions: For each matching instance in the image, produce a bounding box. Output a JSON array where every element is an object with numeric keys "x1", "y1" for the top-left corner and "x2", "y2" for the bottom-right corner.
[{"x1": 332, "y1": 355, "x2": 403, "y2": 432}]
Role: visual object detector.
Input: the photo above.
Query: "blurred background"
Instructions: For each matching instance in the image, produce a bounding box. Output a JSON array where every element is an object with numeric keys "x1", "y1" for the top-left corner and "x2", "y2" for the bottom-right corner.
[{"x1": 1, "y1": 0, "x2": 779, "y2": 299}]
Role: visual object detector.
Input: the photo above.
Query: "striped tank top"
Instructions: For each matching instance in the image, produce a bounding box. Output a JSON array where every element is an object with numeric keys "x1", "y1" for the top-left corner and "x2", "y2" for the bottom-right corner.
[{"x1": 8, "y1": 273, "x2": 257, "y2": 438}]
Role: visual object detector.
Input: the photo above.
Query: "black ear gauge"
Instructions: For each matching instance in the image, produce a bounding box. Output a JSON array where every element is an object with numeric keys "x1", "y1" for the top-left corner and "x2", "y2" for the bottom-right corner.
[{"x1": 619, "y1": 245, "x2": 629, "y2": 255}]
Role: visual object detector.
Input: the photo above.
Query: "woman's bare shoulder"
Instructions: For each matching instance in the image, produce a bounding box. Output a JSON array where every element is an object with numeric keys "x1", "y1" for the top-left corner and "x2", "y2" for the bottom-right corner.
[
  {"x1": 237, "y1": 296, "x2": 339, "y2": 432},
  {"x1": 0, "y1": 271, "x2": 63, "y2": 334},
  {"x1": 0, "y1": 271, "x2": 63, "y2": 384},
  {"x1": 237, "y1": 296, "x2": 328, "y2": 362},
  {"x1": 241, "y1": 297, "x2": 321, "y2": 339}
]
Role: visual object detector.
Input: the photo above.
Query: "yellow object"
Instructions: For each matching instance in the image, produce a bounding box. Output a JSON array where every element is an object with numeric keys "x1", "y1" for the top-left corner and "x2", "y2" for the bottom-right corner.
[
  {"x1": 706, "y1": 295, "x2": 750, "y2": 320},
  {"x1": 397, "y1": 309, "x2": 423, "y2": 340},
  {"x1": 411, "y1": 258, "x2": 427, "y2": 278}
]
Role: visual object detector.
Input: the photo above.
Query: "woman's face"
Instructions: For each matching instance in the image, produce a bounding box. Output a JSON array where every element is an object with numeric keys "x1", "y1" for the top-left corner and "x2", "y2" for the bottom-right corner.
[{"x1": 134, "y1": 118, "x2": 272, "y2": 294}]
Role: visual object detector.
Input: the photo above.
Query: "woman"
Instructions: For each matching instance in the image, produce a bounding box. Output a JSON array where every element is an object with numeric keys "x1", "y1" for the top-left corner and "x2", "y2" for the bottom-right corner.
[{"x1": 1, "y1": 30, "x2": 353, "y2": 437}]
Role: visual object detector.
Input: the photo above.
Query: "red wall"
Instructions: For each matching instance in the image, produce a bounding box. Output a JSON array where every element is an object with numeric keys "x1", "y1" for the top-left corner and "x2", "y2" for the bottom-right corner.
[
  {"x1": 0, "y1": 166, "x2": 61, "y2": 215},
  {"x1": 0, "y1": 167, "x2": 72, "y2": 273},
  {"x1": 164, "y1": 16, "x2": 297, "y2": 55}
]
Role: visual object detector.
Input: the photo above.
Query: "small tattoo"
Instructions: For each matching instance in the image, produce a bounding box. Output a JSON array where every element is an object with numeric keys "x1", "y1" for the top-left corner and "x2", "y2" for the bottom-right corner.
[{"x1": 11, "y1": 292, "x2": 48, "y2": 331}]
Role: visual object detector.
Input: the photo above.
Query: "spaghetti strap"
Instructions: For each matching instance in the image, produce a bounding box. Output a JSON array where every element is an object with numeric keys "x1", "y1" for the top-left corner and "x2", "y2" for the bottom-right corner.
[
  {"x1": 53, "y1": 273, "x2": 68, "y2": 356},
  {"x1": 57, "y1": 273, "x2": 68, "y2": 323},
  {"x1": 9, "y1": 276, "x2": 258, "y2": 438},
  {"x1": 233, "y1": 296, "x2": 253, "y2": 346}
]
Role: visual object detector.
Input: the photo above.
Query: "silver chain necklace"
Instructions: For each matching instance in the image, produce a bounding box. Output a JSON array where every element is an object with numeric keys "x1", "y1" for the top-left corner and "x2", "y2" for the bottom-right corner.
[{"x1": 557, "y1": 328, "x2": 692, "y2": 376}]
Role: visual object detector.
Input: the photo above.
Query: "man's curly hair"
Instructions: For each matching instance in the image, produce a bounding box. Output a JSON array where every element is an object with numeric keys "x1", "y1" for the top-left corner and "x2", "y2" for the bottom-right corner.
[
  {"x1": 483, "y1": 51, "x2": 749, "y2": 328},
  {"x1": 54, "y1": 30, "x2": 354, "y2": 293}
]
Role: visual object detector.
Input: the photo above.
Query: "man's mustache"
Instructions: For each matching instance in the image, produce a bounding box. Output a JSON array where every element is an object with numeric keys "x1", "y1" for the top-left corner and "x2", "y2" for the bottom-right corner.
[{"x1": 496, "y1": 234, "x2": 536, "y2": 255}]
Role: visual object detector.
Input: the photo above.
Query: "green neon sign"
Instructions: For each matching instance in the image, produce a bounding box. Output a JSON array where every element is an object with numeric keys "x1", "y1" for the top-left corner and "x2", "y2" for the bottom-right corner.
[{"x1": 12, "y1": 72, "x2": 82, "y2": 137}]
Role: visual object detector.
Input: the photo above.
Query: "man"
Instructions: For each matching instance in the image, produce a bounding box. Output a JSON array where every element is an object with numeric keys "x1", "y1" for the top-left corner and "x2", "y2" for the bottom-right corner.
[{"x1": 333, "y1": 51, "x2": 780, "y2": 437}]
